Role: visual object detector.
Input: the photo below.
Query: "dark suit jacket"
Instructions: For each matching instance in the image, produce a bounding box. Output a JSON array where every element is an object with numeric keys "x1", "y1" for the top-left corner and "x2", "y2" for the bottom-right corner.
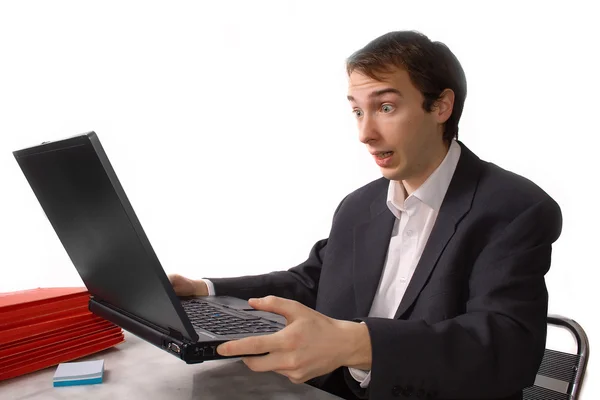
[{"x1": 208, "y1": 142, "x2": 562, "y2": 400}]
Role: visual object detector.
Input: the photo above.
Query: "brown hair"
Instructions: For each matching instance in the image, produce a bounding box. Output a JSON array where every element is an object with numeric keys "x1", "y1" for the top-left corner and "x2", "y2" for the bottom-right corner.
[{"x1": 346, "y1": 31, "x2": 467, "y2": 143}]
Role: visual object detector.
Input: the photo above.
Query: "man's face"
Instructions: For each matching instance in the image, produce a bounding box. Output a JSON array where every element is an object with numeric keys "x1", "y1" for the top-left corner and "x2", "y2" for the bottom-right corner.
[{"x1": 347, "y1": 68, "x2": 449, "y2": 187}]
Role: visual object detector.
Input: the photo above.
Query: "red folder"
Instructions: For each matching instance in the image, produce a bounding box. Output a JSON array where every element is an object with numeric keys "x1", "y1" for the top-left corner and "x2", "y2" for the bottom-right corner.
[
  {"x1": 0, "y1": 319, "x2": 116, "y2": 358},
  {"x1": 0, "y1": 334, "x2": 125, "y2": 381},
  {"x1": 0, "y1": 327, "x2": 123, "y2": 369},
  {"x1": 0, "y1": 313, "x2": 104, "y2": 345},
  {"x1": 0, "y1": 287, "x2": 89, "y2": 311},
  {"x1": 0, "y1": 287, "x2": 125, "y2": 381},
  {"x1": 0, "y1": 293, "x2": 90, "y2": 330},
  {"x1": 1, "y1": 304, "x2": 92, "y2": 331}
]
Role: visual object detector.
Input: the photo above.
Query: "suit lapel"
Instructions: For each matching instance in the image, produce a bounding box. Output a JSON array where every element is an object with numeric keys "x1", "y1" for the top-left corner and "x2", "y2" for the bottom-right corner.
[
  {"x1": 392, "y1": 210, "x2": 458, "y2": 319},
  {"x1": 393, "y1": 142, "x2": 481, "y2": 319},
  {"x1": 353, "y1": 189, "x2": 396, "y2": 318}
]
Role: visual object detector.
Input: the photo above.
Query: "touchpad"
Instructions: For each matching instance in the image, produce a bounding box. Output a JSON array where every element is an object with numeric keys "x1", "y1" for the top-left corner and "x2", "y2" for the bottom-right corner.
[
  {"x1": 203, "y1": 296, "x2": 254, "y2": 310},
  {"x1": 203, "y1": 296, "x2": 287, "y2": 325},
  {"x1": 246, "y1": 310, "x2": 287, "y2": 325}
]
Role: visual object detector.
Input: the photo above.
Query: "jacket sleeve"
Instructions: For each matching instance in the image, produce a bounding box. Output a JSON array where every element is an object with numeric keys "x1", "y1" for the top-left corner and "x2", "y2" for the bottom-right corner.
[
  {"x1": 207, "y1": 238, "x2": 327, "y2": 308},
  {"x1": 206, "y1": 196, "x2": 347, "y2": 309},
  {"x1": 350, "y1": 197, "x2": 562, "y2": 399}
]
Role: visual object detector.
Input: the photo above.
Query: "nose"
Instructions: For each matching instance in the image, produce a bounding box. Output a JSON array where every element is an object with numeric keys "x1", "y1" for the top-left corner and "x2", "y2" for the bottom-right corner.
[{"x1": 358, "y1": 114, "x2": 379, "y2": 144}]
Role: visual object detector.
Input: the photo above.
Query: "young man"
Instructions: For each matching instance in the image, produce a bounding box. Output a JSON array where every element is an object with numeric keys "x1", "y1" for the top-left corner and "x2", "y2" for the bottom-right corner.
[{"x1": 169, "y1": 31, "x2": 562, "y2": 400}]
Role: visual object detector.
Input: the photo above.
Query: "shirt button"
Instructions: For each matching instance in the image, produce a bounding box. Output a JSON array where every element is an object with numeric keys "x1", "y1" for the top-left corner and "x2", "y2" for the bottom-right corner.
[{"x1": 406, "y1": 230, "x2": 414, "y2": 237}]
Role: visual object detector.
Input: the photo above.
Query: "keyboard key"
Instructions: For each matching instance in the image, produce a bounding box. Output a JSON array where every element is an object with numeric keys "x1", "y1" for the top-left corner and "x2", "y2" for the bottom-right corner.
[{"x1": 182, "y1": 300, "x2": 281, "y2": 336}]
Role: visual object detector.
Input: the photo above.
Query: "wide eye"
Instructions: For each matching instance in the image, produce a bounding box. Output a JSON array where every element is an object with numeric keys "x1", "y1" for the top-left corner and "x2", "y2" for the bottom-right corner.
[
  {"x1": 381, "y1": 104, "x2": 394, "y2": 113},
  {"x1": 352, "y1": 109, "x2": 363, "y2": 118}
]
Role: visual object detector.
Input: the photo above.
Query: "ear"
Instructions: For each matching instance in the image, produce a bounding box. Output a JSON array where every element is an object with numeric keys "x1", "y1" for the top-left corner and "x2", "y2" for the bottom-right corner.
[{"x1": 433, "y1": 89, "x2": 455, "y2": 124}]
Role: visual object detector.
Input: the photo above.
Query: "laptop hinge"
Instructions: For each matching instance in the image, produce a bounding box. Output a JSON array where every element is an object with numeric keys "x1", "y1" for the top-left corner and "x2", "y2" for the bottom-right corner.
[{"x1": 168, "y1": 327, "x2": 184, "y2": 340}]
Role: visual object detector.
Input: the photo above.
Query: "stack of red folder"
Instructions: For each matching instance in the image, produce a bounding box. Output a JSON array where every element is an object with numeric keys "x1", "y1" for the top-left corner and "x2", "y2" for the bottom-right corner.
[{"x1": 0, "y1": 287, "x2": 124, "y2": 381}]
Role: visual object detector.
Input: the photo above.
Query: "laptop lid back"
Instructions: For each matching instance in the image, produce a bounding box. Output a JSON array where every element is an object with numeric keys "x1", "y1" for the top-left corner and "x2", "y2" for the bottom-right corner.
[{"x1": 13, "y1": 132, "x2": 199, "y2": 342}]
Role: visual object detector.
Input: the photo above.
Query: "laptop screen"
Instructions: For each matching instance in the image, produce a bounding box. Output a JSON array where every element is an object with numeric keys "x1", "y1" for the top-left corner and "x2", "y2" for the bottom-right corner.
[{"x1": 13, "y1": 132, "x2": 198, "y2": 341}]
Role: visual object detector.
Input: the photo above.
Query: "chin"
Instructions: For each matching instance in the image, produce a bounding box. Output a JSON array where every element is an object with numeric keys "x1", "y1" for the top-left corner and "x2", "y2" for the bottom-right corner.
[{"x1": 380, "y1": 168, "x2": 403, "y2": 181}]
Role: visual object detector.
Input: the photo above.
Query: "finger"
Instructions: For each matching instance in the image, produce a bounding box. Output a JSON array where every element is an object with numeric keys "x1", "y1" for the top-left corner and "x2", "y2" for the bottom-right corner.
[
  {"x1": 216, "y1": 332, "x2": 286, "y2": 357},
  {"x1": 168, "y1": 273, "x2": 183, "y2": 285},
  {"x1": 247, "y1": 296, "x2": 305, "y2": 321}
]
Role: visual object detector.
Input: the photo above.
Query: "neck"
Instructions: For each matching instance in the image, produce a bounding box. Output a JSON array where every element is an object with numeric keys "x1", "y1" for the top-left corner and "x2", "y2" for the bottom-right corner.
[{"x1": 402, "y1": 141, "x2": 451, "y2": 195}]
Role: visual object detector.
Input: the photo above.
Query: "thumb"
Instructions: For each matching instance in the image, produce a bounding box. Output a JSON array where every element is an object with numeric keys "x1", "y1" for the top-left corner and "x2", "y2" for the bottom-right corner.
[{"x1": 248, "y1": 296, "x2": 305, "y2": 321}]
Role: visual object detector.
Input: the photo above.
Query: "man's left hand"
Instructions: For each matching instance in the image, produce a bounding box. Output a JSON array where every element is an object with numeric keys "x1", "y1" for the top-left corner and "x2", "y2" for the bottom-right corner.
[{"x1": 216, "y1": 295, "x2": 372, "y2": 384}]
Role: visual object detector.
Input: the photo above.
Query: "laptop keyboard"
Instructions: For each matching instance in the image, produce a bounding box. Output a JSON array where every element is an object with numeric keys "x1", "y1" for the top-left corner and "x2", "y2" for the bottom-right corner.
[{"x1": 182, "y1": 300, "x2": 281, "y2": 336}]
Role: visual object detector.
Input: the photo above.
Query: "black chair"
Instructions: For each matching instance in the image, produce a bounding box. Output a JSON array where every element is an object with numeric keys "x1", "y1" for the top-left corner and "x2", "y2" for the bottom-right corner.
[{"x1": 523, "y1": 314, "x2": 589, "y2": 400}]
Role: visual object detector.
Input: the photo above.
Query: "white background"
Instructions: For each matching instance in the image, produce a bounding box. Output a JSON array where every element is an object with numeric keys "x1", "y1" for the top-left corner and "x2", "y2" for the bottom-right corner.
[{"x1": 1, "y1": 0, "x2": 597, "y2": 397}]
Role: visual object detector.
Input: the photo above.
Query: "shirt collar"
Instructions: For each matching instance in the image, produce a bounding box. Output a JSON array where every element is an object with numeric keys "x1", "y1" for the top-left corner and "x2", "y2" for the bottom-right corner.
[{"x1": 386, "y1": 140, "x2": 462, "y2": 218}]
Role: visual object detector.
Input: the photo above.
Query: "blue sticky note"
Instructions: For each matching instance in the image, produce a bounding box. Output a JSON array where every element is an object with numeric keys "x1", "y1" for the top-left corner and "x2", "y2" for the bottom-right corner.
[{"x1": 53, "y1": 360, "x2": 104, "y2": 387}]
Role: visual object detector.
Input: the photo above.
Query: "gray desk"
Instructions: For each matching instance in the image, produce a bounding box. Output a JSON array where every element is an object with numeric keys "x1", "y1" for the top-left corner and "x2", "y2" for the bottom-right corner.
[{"x1": 0, "y1": 331, "x2": 342, "y2": 399}]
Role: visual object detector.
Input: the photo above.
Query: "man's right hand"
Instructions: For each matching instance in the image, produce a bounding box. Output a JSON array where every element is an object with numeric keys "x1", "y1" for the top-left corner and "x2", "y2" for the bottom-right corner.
[{"x1": 167, "y1": 273, "x2": 209, "y2": 297}]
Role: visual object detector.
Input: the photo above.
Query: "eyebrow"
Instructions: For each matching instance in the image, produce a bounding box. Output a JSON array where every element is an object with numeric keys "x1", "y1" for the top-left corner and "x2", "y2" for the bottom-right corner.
[{"x1": 347, "y1": 88, "x2": 403, "y2": 102}]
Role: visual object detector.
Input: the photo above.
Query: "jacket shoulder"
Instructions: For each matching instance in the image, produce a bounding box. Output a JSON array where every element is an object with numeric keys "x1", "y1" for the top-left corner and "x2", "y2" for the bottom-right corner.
[
  {"x1": 473, "y1": 161, "x2": 562, "y2": 241},
  {"x1": 479, "y1": 161, "x2": 558, "y2": 208}
]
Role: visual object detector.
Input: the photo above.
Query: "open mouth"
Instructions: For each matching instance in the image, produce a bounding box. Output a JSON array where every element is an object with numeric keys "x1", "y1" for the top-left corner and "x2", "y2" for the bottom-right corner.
[{"x1": 375, "y1": 151, "x2": 393, "y2": 159}]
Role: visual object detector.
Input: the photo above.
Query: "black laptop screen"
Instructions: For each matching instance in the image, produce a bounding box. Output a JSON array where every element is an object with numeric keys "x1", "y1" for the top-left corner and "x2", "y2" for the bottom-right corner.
[{"x1": 13, "y1": 133, "x2": 197, "y2": 341}]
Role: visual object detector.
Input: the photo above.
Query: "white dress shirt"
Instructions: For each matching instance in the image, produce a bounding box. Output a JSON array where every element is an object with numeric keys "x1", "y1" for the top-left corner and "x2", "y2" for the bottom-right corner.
[
  {"x1": 202, "y1": 140, "x2": 462, "y2": 389},
  {"x1": 348, "y1": 140, "x2": 461, "y2": 387}
]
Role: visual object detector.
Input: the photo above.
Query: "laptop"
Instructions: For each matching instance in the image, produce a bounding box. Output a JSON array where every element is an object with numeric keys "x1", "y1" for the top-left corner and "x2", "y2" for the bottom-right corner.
[{"x1": 12, "y1": 131, "x2": 286, "y2": 363}]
